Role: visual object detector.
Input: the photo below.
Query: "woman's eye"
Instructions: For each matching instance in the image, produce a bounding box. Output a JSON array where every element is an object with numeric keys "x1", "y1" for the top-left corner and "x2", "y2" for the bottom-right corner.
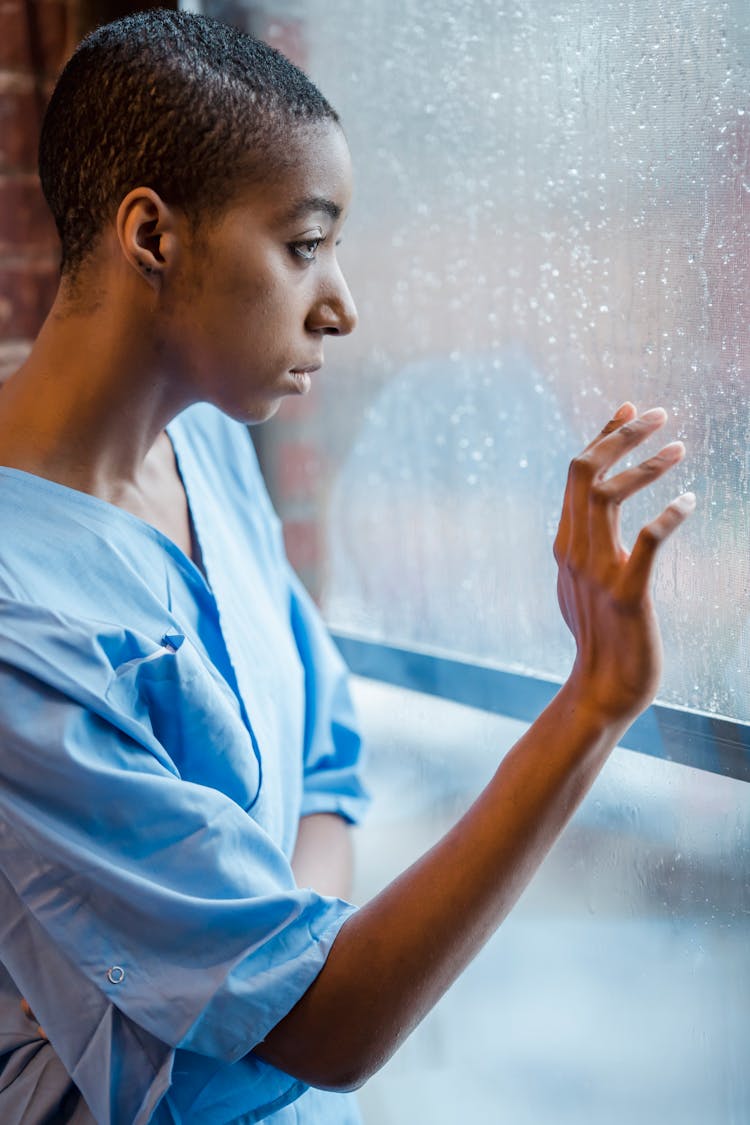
[{"x1": 292, "y1": 239, "x2": 321, "y2": 262}]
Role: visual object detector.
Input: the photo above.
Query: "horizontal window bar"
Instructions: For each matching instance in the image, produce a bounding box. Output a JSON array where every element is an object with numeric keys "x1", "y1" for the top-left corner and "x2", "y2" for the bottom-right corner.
[{"x1": 332, "y1": 633, "x2": 750, "y2": 784}]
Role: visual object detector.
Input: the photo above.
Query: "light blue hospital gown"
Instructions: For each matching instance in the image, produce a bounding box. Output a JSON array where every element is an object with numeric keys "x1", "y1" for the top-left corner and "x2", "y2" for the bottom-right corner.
[{"x1": 0, "y1": 404, "x2": 369, "y2": 1124}]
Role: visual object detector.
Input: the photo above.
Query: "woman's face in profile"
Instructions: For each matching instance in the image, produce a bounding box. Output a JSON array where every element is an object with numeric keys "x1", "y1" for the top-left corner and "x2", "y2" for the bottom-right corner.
[{"x1": 165, "y1": 120, "x2": 358, "y2": 424}]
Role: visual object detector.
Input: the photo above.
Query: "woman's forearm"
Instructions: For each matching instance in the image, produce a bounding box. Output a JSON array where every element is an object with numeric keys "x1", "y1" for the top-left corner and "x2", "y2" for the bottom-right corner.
[{"x1": 257, "y1": 681, "x2": 625, "y2": 1089}]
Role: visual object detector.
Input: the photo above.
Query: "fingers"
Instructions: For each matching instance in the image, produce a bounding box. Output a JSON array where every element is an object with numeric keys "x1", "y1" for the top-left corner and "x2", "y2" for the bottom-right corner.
[
  {"x1": 557, "y1": 404, "x2": 661, "y2": 543},
  {"x1": 554, "y1": 404, "x2": 630, "y2": 563},
  {"x1": 597, "y1": 440, "x2": 686, "y2": 504},
  {"x1": 581, "y1": 400, "x2": 637, "y2": 452},
  {"x1": 588, "y1": 439, "x2": 686, "y2": 557},
  {"x1": 579, "y1": 407, "x2": 670, "y2": 481},
  {"x1": 626, "y1": 491, "x2": 697, "y2": 592},
  {"x1": 555, "y1": 406, "x2": 652, "y2": 566},
  {"x1": 555, "y1": 402, "x2": 688, "y2": 572}
]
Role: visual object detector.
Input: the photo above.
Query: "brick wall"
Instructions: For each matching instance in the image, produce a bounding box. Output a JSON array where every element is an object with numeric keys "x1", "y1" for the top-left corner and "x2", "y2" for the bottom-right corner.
[
  {"x1": 0, "y1": 0, "x2": 77, "y2": 381},
  {"x1": 0, "y1": 0, "x2": 175, "y2": 383}
]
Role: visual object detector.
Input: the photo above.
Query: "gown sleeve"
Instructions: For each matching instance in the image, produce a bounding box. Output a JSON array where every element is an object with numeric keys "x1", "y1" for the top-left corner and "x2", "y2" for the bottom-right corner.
[
  {"x1": 287, "y1": 565, "x2": 371, "y2": 825},
  {"x1": 0, "y1": 603, "x2": 357, "y2": 1125}
]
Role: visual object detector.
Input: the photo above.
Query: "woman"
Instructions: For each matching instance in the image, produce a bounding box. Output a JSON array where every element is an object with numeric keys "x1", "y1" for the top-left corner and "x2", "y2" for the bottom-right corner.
[{"x1": 0, "y1": 10, "x2": 694, "y2": 1123}]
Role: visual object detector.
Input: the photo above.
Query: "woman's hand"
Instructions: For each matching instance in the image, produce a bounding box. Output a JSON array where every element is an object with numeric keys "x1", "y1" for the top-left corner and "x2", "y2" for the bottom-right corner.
[{"x1": 554, "y1": 401, "x2": 695, "y2": 724}]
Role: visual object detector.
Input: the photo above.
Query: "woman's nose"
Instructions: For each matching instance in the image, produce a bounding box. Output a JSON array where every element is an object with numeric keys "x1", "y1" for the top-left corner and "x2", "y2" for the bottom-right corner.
[{"x1": 308, "y1": 271, "x2": 358, "y2": 336}]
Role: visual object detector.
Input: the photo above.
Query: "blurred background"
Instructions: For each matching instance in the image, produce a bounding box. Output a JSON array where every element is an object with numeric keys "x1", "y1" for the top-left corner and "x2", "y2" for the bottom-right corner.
[{"x1": 2, "y1": 0, "x2": 748, "y2": 1120}]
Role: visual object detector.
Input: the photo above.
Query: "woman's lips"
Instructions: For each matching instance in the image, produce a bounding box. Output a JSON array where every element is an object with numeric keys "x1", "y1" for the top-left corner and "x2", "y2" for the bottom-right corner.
[{"x1": 288, "y1": 367, "x2": 319, "y2": 393}]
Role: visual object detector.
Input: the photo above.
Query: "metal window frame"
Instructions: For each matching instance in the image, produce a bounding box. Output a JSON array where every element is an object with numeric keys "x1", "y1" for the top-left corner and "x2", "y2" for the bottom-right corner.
[{"x1": 332, "y1": 633, "x2": 750, "y2": 783}]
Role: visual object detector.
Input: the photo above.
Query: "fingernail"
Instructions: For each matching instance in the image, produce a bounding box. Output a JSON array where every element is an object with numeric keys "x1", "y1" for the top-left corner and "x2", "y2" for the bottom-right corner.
[
  {"x1": 672, "y1": 491, "x2": 696, "y2": 513},
  {"x1": 613, "y1": 401, "x2": 633, "y2": 420},
  {"x1": 640, "y1": 407, "x2": 667, "y2": 423},
  {"x1": 659, "y1": 440, "x2": 685, "y2": 460}
]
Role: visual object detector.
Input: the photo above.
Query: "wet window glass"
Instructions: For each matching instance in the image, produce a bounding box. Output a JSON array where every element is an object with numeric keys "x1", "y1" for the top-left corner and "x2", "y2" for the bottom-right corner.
[
  {"x1": 190, "y1": 0, "x2": 749, "y2": 1120},
  {"x1": 233, "y1": 0, "x2": 750, "y2": 722}
]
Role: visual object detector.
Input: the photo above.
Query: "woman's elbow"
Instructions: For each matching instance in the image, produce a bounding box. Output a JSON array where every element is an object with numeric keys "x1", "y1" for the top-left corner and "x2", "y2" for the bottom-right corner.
[{"x1": 254, "y1": 1037, "x2": 386, "y2": 1093}]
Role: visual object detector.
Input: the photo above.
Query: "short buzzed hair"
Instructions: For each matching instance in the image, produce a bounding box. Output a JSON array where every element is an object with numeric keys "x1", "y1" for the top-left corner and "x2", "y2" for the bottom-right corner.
[{"x1": 39, "y1": 9, "x2": 339, "y2": 277}]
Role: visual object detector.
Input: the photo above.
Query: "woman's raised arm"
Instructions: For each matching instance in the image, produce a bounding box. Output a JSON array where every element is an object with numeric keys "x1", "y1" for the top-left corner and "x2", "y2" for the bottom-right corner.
[{"x1": 257, "y1": 401, "x2": 695, "y2": 1090}]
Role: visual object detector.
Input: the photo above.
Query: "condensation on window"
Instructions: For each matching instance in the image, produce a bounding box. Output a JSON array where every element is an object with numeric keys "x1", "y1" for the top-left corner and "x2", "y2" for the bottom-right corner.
[{"x1": 259, "y1": 0, "x2": 748, "y2": 723}]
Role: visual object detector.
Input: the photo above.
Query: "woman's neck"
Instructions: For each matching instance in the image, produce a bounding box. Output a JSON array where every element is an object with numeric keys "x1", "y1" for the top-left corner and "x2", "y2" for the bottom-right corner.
[{"x1": 0, "y1": 289, "x2": 194, "y2": 501}]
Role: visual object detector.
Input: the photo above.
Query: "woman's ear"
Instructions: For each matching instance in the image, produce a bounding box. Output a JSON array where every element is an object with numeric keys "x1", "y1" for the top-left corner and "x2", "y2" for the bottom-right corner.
[{"x1": 116, "y1": 187, "x2": 180, "y2": 284}]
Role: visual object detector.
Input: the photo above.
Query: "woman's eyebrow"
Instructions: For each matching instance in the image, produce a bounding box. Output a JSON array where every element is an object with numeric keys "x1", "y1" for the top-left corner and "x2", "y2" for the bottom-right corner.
[{"x1": 282, "y1": 196, "x2": 342, "y2": 223}]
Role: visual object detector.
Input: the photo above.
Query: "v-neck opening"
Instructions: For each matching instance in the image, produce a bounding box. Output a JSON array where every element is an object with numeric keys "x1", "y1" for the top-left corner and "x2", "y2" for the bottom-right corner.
[
  {"x1": 164, "y1": 419, "x2": 240, "y2": 683},
  {"x1": 163, "y1": 424, "x2": 208, "y2": 583}
]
